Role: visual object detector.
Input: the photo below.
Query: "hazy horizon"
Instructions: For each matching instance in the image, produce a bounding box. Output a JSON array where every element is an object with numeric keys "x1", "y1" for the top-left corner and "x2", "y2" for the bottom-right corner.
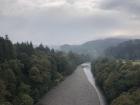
[
  {"x1": 0, "y1": 0, "x2": 140, "y2": 45},
  {"x1": 2, "y1": 34, "x2": 139, "y2": 47}
]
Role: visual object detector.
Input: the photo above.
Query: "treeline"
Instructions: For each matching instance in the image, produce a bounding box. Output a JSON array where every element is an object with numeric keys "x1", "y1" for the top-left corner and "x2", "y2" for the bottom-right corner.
[
  {"x1": 92, "y1": 58, "x2": 140, "y2": 105},
  {"x1": 105, "y1": 39, "x2": 140, "y2": 60},
  {"x1": 0, "y1": 36, "x2": 87, "y2": 105}
]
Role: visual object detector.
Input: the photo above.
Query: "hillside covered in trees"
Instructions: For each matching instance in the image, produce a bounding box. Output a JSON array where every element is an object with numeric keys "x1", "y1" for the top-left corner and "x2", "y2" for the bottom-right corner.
[
  {"x1": 92, "y1": 58, "x2": 140, "y2": 105},
  {"x1": 60, "y1": 38, "x2": 127, "y2": 58},
  {"x1": 105, "y1": 39, "x2": 140, "y2": 60},
  {"x1": 0, "y1": 36, "x2": 87, "y2": 105}
]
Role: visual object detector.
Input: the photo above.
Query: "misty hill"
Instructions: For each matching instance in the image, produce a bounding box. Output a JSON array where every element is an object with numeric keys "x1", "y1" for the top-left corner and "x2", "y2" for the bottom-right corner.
[
  {"x1": 60, "y1": 38, "x2": 128, "y2": 58},
  {"x1": 105, "y1": 39, "x2": 140, "y2": 60}
]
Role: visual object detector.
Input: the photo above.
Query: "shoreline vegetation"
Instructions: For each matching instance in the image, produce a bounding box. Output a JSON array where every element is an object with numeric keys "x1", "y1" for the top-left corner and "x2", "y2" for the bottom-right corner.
[
  {"x1": 91, "y1": 58, "x2": 140, "y2": 105},
  {"x1": 91, "y1": 39, "x2": 140, "y2": 105},
  {"x1": 0, "y1": 35, "x2": 88, "y2": 105}
]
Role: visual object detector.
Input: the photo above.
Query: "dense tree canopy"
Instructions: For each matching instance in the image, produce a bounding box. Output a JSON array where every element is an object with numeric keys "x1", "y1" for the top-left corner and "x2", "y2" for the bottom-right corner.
[
  {"x1": 105, "y1": 40, "x2": 140, "y2": 60},
  {"x1": 0, "y1": 36, "x2": 86, "y2": 105},
  {"x1": 92, "y1": 58, "x2": 140, "y2": 105}
]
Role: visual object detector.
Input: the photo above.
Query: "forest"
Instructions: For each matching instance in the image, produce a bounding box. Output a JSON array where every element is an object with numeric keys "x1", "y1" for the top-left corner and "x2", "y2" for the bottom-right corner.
[
  {"x1": 1, "y1": 35, "x2": 140, "y2": 105},
  {"x1": 105, "y1": 39, "x2": 140, "y2": 60},
  {"x1": 91, "y1": 40, "x2": 140, "y2": 105},
  {"x1": 0, "y1": 36, "x2": 87, "y2": 105},
  {"x1": 92, "y1": 59, "x2": 140, "y2": 105},
  {"x1": 92, "y1": 56, "x2": 140, "y2": 104}
]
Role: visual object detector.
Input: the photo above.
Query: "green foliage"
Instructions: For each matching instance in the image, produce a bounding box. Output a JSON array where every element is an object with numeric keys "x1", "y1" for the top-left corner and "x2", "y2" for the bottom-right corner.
[
  {"x1": 0, "y1": 36, "x2": 84, "y2": 105},
  {"x1": 0, "y1": 101, "x2": 12, "y2": 105},
  {"x1": 111, "y1": 89, "x2": 140, "y2": 105},
  {"x1": 92, "y1": 58, "x2": 140, "y2": 105},
  {"x1": 19, "y1": 94, "x2": 34, "y2": 105},
  {"x1": 29, "y1": 66, "x2": 43, "y2": 83},
  {"x1": 0, "y1": 80, "x2": 7, "y2": 101},
  {"x1": 0, "y1": 36, "x2": 16, "y2": 61},
  {"x1": 105, "y1": 39, "x2": 140, "y2": 60},
  {"x1": 18, "y1": 83, "x2": 31, "y2": 95}
]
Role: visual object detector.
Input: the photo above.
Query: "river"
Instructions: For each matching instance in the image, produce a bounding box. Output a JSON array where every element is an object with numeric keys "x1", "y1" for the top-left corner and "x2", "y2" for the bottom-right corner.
[
  {"x1": 37, "y1": 63, "x2": 106, "y2": 105},
  {"x1": 82, "y1": 63, "x2": 106, "y2": 105}
]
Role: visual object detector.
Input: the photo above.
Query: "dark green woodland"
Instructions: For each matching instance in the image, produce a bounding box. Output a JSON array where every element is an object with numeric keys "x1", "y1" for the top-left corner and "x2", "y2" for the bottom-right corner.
[
  {"x1": 92, "y1": 59, "x2": 140, "y2": 105},
  {"x1": 0, "y1": 36, "x2": 86, "y2": 105}
]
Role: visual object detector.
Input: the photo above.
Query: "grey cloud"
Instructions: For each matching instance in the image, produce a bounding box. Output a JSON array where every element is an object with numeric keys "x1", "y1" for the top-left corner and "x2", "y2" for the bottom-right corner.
[
  {"x1": 0, "y1": 0, "x2": 140, "y2": 45},
  {"x1": 0, "y1": 10, "x2": 126, "y2": 45},
  {"x1": 100, "y1": 0, "x2": 140, "y2": 18}
]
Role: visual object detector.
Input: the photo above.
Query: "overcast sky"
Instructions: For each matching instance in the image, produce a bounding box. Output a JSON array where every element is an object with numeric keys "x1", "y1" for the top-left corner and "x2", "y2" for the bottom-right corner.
[{"x1": 0, "y1": 0, "x2": 140, "y2": 45}]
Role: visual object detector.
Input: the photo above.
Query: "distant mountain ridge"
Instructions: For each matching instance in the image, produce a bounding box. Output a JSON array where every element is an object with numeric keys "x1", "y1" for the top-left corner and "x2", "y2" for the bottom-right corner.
[
  {"x1": 105, "y1": 39, "x2": 140, "y2": 60},
  {"x1": 60, "y1": 38, "x2": 128, "y2": 58}
]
